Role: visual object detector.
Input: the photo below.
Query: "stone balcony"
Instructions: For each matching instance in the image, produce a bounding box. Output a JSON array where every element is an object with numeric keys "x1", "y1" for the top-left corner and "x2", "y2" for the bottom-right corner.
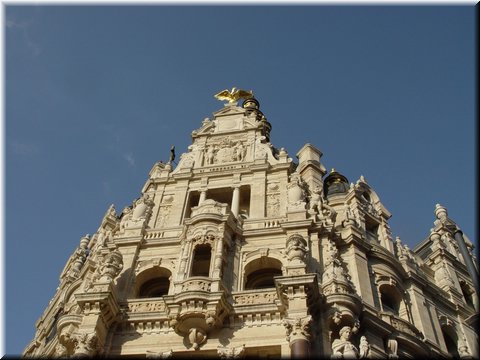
[
  {"x1": 380, "y1": 312, "x2": 424, "y2": 339},
  {"x1": 190, "y1": 199, "x2": 229, "y2": 218}
]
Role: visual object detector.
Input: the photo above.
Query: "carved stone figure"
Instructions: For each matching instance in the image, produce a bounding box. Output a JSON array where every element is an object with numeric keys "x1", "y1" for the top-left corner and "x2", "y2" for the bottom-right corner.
[
  {"x1": 205, "y1": 145, "x2": 216, "y2": 165},
  {"x1": 98, "y1": 249, "x2": 124, "y2": 282},
  {"x1": 331, "y1": 326, "x2": 369, "y2": 359},
  {"x1": 132, "y1": 194, "x2": 153, "y2": 221},
  {"x1": 395, "y1": 237, "x2": 407, "y2": 260},
  {"x1": 387, "y1": 338, "x2": 399, "y2": 359},
  {"x1": 321, "y1": 201, "x2": 338, "y2": 224},
  {"x1": 234, "y1": 141, "x2": 246, "y2": 162},
  {"x1": 287, "y1": 172, "x2": 306, "y2": 209},
  {"x1": 217, "y1": 344, "x2": 246, "y2": 359},
  {"x1": 72, "y1": 333, "x2": 97, "y2": 358},
  {"x1": 309, "y1": 185, "x2": 323, "y2": 212},
  {"x1": 188, "y1": 327, "x2": 207, "y2": 350},
  {"x1": 179, "y1": 152, "x2": 195, "y2": 169},
  {"x1": 54, "y1": 343, "x2": 67, "y2": 358}
]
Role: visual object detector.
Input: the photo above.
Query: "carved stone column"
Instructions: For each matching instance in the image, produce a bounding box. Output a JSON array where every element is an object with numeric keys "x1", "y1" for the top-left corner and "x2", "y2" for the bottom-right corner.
[
  {"x1": 178, "y1": 239, "x2": 193, "y2": 280},
  {"x1": 70, "y1": 333, "x2": 98, "y2": 358},
  {"x1": 284, "y1": 315, "x2": 312, "y2": 358},
  {"x1": 199, "y1": 190, "x2": 207, "y2": 205},
  {"x1": 276, "y1": 274, "x2": 319, "y2": 358},
  {"x1": 231, "y1": 186, "x2": 240, "y2": 217},
  {"x1": 212, "y1": 237, "x2": 224, "y2": 278}
]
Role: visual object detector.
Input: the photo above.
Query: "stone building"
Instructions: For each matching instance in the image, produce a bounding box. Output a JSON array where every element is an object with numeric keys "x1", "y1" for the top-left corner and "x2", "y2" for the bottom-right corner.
[{"x1": 24, "y1": 89, "x2": 478, "y2": 358}]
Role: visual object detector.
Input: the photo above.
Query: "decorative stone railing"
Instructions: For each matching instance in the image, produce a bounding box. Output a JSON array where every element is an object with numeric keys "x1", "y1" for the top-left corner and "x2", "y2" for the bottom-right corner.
[
  {"x1": 144, "y1": 231, "x2": 164, "y2": 240},
  {"x1": 264, "y1": 219, "x2": 282, "y2": 228},
  {"x1": 359, "y1": 201, "x2": 380, "y2": 218},
  {"x1": 232, "y1": 289, "x2": 278, "y2": 306},
  {"x1": 180, "y1": 277, "x2": 213, "y2": 292},
  {"x1": 380, "y1": 312, "x2": 423, "y2": 339},
  {"x1": 123, "y1": 298, "x2": 167, "y2": 313}
]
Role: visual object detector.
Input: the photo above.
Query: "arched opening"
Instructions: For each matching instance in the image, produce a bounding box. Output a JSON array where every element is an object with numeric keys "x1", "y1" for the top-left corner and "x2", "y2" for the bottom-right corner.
[
  {"x1": 441, "y1": 326, "x2": 459, "y2": 358},
  {"x1": 191, "y1": 244, "x2": 212, "y2": 277},
  {"x1": 379, "y1": 284, "x2": 403, "y2": 317},
  {"x1": 244, "y1": 257, "x2": 283, "y2": 290},
  {"x1": 139, "y1": 277, "x2": 170, "y2": 297},
  {"x1": 135, "y1": 266, "x2": 172, "y2": 298}
]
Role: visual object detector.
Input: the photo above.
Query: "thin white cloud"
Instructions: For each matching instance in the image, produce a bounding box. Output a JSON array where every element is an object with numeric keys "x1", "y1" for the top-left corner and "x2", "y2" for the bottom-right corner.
[
  {"x1": 6, "y1": 17, "x2": 41, "y2": 56},
  {"x1": 123, "y1": 153, "x2": 135, "y2": 167}
]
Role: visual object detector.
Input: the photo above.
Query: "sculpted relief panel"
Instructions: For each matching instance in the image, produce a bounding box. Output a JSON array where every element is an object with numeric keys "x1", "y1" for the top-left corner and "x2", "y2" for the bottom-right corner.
[{"x1": 204, "y1": 136, "x2": 248, "y2": 165}]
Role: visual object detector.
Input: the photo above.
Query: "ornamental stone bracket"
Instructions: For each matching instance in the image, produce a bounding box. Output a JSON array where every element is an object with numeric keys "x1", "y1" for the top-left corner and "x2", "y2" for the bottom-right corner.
[
  {"x1": 71, "y1": 282, "x2": 122, "y2": 357},
  {"x1": 163, "y1": 290, "x2": 232, "y2": 350}
]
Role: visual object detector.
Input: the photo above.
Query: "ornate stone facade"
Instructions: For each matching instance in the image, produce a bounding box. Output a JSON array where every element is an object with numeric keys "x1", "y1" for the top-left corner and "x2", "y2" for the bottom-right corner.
[{"x1": 24, "y1": 90, "x2": 478, "y2": 358}]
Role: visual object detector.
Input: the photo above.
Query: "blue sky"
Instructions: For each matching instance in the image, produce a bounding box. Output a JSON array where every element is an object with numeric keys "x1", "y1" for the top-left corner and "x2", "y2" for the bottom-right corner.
[{"x1": 4, "y1": 5, "x2": 475, "y2": 355}]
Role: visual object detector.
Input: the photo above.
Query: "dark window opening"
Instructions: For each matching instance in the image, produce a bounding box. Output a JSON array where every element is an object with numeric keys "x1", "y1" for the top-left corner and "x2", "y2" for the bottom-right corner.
[
  {"x1": 207, "y1": 187, "x2": 233, "y2": 209},
  {"x1": 245, "y1": 268, "x2": 282, "y2": 289},
  {"x1": 46, "y1": 310, "x2": 63, "y2": 343},
  {"x1": 191, "y1": 244, "x2": 212, "y2": 277},
  {"x1": 442, "y1": 328, "x2": 460, "y2": 358},
  {"x1": 381, "y1": 291, "x2": 399, "y2": 316},
  {"x1": 365, "y1": 218, "x2": 379, "y2": 242},
  {"x1": 138, "y1": 277, "x2": 170, "y2": 298},
  {"x1": 184, "y1": 191, "x2": 200, "y2": 219},
  {"x1": 239, "y1": 185, "x2": 251, "y2": 219}
]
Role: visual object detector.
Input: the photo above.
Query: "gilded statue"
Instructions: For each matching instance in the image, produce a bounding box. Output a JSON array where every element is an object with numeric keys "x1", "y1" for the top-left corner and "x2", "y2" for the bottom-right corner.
[{"x1": 214, "y1": 87, "x2": 253, "y2": 104}]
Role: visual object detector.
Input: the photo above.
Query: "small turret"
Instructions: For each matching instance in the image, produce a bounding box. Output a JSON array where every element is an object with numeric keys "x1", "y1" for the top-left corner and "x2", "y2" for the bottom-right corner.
[{"x1": 324, "y1": 168, "x2": 349, "y2": 198}]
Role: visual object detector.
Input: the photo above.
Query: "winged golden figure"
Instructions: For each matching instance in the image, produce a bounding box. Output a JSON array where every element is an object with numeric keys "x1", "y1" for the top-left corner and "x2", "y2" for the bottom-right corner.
[{"x1": 214, "y1": 87, "x2": 254, "y2": 104}]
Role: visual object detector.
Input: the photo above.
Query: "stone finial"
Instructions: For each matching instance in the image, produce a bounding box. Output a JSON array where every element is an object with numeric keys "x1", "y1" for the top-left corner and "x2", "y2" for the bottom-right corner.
[
  {"x1": 79, "y1": 235, "x2": 90, "y2": 249},
  {"x1": 434, "y1": 203, "x2": 448, "y2": 221}
]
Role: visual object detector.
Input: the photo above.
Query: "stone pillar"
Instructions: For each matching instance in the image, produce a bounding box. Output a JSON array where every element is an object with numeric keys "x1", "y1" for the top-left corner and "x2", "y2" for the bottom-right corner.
[
  {"x1": 213, "y1": 238, "x2": 224, "y2": 278},
  {"x1": 178, "y1": 239, "x2": 193, "y2": 281},
  {"x1": 231, "y1": 186, "x2": 240, "y2": 217},
  {"x1": 284, "y1": 315, "x2": 312, "y2": 358},
  {"x1": 199, "y1": 190, "x2": 207, "y2": 205}
]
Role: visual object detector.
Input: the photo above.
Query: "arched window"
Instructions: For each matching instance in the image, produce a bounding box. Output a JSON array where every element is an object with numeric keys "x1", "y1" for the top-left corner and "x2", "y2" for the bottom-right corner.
[
  {"x1": 380, "y1": 289, "x2": 400, "y2": 315},
  {"x1": 135, "y1": 267, "x2": 172, "y2": 298},
  {"x1": 191, "y1": 244, "x2": 212, "y2": 277},
  {"x1": 378, "y1": 284, "x2": 408, "y2": 319},
  {"x1": 441, "y1": 326, "x2": 460, "y2": 358},
  {"x1": 139, "y1": 277, "x2": 170, "y2": 298},
  {"x1": 244, "y1": 257, "x2": 282, "y2": 290}
]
